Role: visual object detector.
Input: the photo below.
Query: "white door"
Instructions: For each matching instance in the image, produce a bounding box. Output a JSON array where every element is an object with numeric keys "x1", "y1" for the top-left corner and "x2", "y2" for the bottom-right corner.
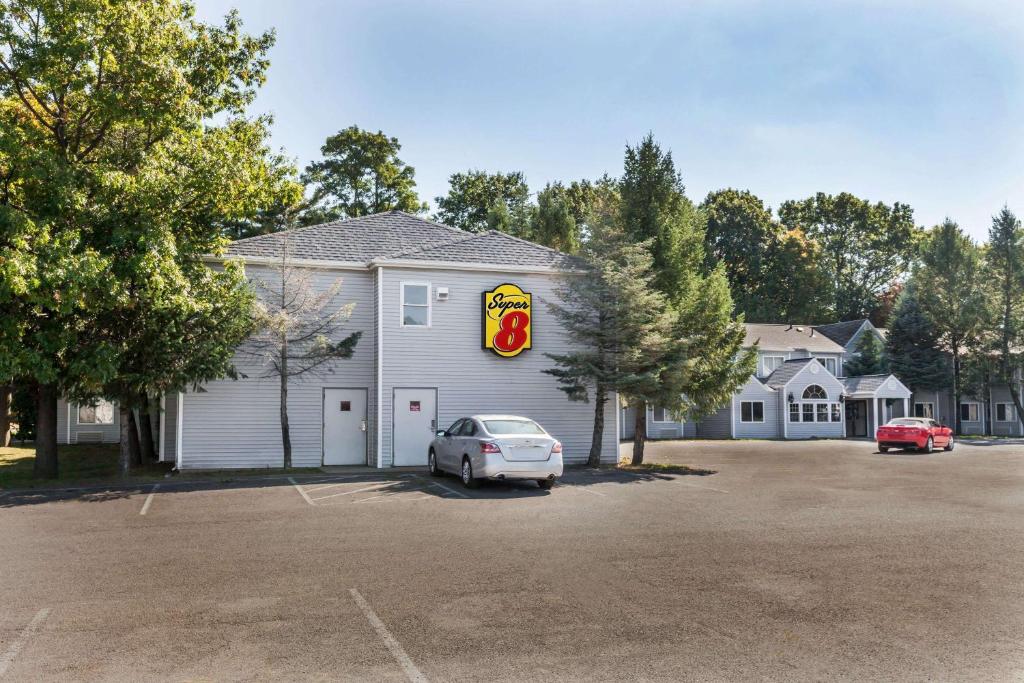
[
  {"x1": 323, "y1": 388, "x2": 367, "y2": 465},
  {"x1": 393, "y1": 388, "x2": 437, "y2": 466}
]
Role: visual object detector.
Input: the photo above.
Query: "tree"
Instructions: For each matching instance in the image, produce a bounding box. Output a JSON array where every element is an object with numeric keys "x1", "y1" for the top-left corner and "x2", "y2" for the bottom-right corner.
[
  {"x1": 529, "y1": 183, "x2": 580, "y2": 252},
  {"x1": 543, "y1": 198, "x2": 678, "y2": 467},
  {"x1": 242, "y1": 230, "x2": 362, "y2": 468},
  {"x1": 300, "y1": 126, "x2": 426, "y2": 225},
  {"x1": 984, "y1": 206, "x2": 1024, "y2": 421},
  {"x1": 620, "y1": 134, "x2": 703, "y2": 302},
  {"x1": 0, "y1": 0, "x2": 297, "y2": 477},
  {"x1": 760, "y1": 229, "x2": 833, "y2": 323},
  {"x1": 0, "y1": 383, "x2": 10, "y2": 447},
  {"x1": 886, "y1": 282, "x2": 950, "y2": 393},
  {"x1": 434, "y1": 170, "x2": 531, "y2": 234},
  {"x1": 778, "y1": 193, "x2": 920, "y2": 320},
  {"x1": 844, "y1": 330, "x2": 888, "y2": 376},
  {"x1": 913, "y1": 220, "x2": 986, "y2": 434}
]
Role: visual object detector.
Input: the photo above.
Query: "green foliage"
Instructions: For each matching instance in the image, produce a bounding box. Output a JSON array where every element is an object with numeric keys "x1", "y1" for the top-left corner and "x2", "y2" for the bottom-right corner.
[
  {"x1": 0, "y1": 0, "x2": 299, "y2": 472},
  {"x1": 434, "y1": 170, "x2": 531, "y2": 234},
  {"x1": 983, "y1": 207, "x2": 1024, "y2": 389},
  {"x1": 778, "y1": 192, "x2": 920, "y2": 320},
  {"x1": 301, "y1": 125, "x2": 426, "y2": 225},
  {"x1": 620, "y1": 134, "x2": 704, "y2": 302},
  {"x1": 886, "y1": 282, "x2": 950, "y2": 391},
  {"x1": 529, "y1": 183, "x2": 579, "y2": 252},
  {"x1": 844, "y1": 330, "x2": 888, "y2": 377}
]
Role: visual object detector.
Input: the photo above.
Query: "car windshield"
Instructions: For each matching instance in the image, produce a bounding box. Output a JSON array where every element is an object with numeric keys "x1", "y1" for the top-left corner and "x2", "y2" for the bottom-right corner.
[
  {"x1": 888, "y1": 418, "x2": 927, "y2": 427},
  {"x1": 483, "y1": 419, "x2": 545, "y2": 435}
]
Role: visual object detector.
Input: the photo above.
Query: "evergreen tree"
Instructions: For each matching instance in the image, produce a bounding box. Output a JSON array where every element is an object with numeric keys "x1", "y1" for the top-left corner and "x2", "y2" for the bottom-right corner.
[
  {"x1": 528, "y1": 183, "x2": 580, "y2": 252},
  {"x1": 886, "y1": 282, "x2": 950, "y2": 392},
  {"x1": 844, "y1": 331, "x2": 888, "y2": 376},
  {"x1": 984, "y1": 206, "x2": 1024, "y2": 420}
]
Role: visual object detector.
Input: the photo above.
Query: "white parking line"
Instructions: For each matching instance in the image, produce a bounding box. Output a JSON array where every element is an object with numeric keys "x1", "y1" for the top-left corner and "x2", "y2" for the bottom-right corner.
[
  {"x1": 414, "y1": 476, "x2": 471, "y2": 499},
  {"x1": 139, "y1": 484, "x2": 160, "y2": 515},
  {"x1": 349, "y1": 589, "x2": 427, "y2": 683},
  {"x1": 309, "y1": 483, "x2": 395, "y2": 502},
  {"x1": 567, "y1": 484, "x2": 607, "y2": 497},
  {"x1": 0, "y1": 608, "x2": 50, "y2": 678},
  {"x1": 676, "y1": 481, "x2": 729, "y2": 494},
  {"x1": 288, "y1": 477, "x2": 316, "y2": 506}
]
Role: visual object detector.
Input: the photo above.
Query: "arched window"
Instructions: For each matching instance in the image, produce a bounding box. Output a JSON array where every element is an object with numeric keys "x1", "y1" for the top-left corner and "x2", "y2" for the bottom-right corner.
[{"x1": 803, "y1": 384, "x2": 828, "y2": 400}]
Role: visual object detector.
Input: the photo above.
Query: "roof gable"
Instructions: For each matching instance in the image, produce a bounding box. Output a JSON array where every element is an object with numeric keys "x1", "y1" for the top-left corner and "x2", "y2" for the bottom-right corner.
[
  {"x1": 813, "y1": 320, "x2": 870, "y2": 348},
  {"x1": 765, "y1": 358, "x2": 845, "y2": 392},
  {"x1": 223, "y1": 211, "x2": 573, "y2": 270}
]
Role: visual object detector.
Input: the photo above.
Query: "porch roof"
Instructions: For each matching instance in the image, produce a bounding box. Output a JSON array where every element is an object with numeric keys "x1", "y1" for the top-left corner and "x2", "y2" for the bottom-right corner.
[{"x1": 841, "y1": 374, "x2": 912, "y2": 399}]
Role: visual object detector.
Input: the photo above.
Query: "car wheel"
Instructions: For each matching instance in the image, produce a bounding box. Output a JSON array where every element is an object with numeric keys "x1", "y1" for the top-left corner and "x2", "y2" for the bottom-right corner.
[
  {"x1": 944, "y1": 436, "x2": 955, "y2": 452},
  {"x1": 461, "y1": 457, "x2": 479, "y2": 489},
  {"x1": 922, "y1": 437, "x2": 933, "y2": 453},
  {"x1": 428, "y1": 449, "x2": 442, "y2": 477},
  {"x1": 537, "y1": 479, "x2": 554, "y2": 490},
  {"x1": 879, "y1": 446, "x2": 889, "y2": 453}
]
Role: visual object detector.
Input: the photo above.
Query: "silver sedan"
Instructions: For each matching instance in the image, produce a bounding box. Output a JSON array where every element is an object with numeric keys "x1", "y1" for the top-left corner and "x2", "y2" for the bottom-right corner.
[{"x1": 427, "y1": 415, "x2": 563, "y2": 489}]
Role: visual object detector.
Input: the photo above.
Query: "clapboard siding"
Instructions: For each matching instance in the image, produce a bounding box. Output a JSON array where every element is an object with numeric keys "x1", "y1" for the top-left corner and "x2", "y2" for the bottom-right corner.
[
  {"x1": 783, "y1": 364, "x2": 845, "y2": 439},
  {"x1": 379, "y1": 267, "x2": 618, "y2": 466},
  {"x1": 179, "y1": 266, "x2": 376, "y2": 469},
  {"x1": 56, "y1": 398, "x2": 121, "y2": 444},
  {"x1": 698, "y1": 404, "x2": 732, "y2": 439},
  {"x1": 990, "y1": 386, "x2": 1024, "y2": 436},
  {"x1": 733, "y1": 378, "x2": 780, "y2": 439}
]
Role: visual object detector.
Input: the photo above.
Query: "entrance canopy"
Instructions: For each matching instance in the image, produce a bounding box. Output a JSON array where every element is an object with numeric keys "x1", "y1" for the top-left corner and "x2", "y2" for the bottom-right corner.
[
  {"x1": 841, "y1": 374, "x2": 912, "y2": 400},
  {"x1": 840, "y1": 374, "x2": 913, "y2": 438}
]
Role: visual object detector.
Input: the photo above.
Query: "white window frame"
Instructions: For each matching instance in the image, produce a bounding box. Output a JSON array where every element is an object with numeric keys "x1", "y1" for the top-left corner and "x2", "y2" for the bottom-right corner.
[
  {"x1": 651, "y1": 406, "x2": 671, "y2": 423},
  {"x1": 399, "y1": 281, "x2": 432, "y2": 328},
  {"x1": 818, "y1": 357, "x2": 838, "y2": 376},
  {"x1": 914, "y1": 402, "x2": 934, "y2": 419},
  {"x1": 761, "y1": 355, "x2": 785, "y2": 377},
  {"x1": 740, "y1": 401, "x2": 764, "y2": 423},
  {"x1": 789, "y1": 402, "x2": 800, "y2": 423},
  {"x1": 77, "y1": 399, "x2": 115, "y2": 425},
  {"x1": 959, "y1": 402, "x2": 981, "y2": 423},
  {"x1": 995, "y1": 402, "x2": 1015, "y2": 422},
  {"x1": 802, "y1": 384, "x2": 828, "y2": 400}
]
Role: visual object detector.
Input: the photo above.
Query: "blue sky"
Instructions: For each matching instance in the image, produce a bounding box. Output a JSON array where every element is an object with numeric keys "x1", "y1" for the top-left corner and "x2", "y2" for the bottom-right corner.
[{"x1": 195, "y1": 0, "x2": 1024, "y2": 240}]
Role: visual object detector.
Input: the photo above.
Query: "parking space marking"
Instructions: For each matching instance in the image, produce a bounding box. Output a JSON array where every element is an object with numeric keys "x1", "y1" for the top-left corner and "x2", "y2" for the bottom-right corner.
[
  {"x1": 0, "y1": 608, "x2": 50, "y2": 679},
  {"x1": 676, "y1": 480, "x2": 729, "y2": 494},
  {"x1": 308, "y1": 482, "x2": 395, "y2": 502},
  {"x1": 413, "y1": 475, "x2": 471, "y2": 499},
  {"x1": 349, "y1": 589, "x2": 428, "y2": 683},
  {"x1": 565, "y1": 484, "x2": 607, "y2": 497},
  {"x1": 139, "y1": 484, "x2": 160, "y2": 515},
  {"x1": 288, "y1": 477, "x2": 316, "y2": 506}
]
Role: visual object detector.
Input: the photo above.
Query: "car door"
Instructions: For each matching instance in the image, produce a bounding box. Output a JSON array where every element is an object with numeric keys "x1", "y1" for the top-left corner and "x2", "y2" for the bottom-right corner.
[
  {"x1": 459, "y1": 419, "x2": 480, "y2": 459},
  {"x1": 930, "y1": 419, "x2": 949, "y2": 446},
  {"x1": 439, "y1": 419, "x2": 464, "y2": 470}
]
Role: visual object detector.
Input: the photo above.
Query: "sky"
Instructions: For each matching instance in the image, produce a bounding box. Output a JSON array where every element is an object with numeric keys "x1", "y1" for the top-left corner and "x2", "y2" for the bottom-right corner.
[{"x1": 193, "y1": 0, "x2": 1024, "y2": 241}]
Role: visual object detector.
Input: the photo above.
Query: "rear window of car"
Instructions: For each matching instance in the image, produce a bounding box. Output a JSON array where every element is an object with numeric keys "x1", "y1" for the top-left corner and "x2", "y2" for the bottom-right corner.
[
  {"x1": 888, "y1": 419, "x2": 926, "y2": 427},
  {"x1": 483, "y1": 420, "x2": 545, "y2": 435}
]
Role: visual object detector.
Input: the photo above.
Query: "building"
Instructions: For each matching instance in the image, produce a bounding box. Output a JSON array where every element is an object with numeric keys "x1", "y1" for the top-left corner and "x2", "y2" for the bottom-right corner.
[{"x1": 54, "y1": 212, "x2": 621, "y2": 469}]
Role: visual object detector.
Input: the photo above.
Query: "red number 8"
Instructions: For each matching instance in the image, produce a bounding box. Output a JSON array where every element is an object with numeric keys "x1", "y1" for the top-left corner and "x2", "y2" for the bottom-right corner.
[{"x1": 493, "y1": 311, "x2": 529, "y2": 352}]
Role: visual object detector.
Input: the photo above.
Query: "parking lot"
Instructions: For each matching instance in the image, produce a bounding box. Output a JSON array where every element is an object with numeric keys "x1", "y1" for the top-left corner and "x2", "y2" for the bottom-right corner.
[{"x1": 1, "y1": 438, "x2": 1023, "y2": 681}]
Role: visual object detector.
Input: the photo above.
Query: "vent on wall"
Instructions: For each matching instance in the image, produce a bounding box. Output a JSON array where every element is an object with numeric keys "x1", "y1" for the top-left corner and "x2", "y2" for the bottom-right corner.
[
  {"x1": 76, "y1": 432, "x2": 103, "y2": 444},
  {"x1": 436, "y1": 287, "x2": 449, "y2": 301}
]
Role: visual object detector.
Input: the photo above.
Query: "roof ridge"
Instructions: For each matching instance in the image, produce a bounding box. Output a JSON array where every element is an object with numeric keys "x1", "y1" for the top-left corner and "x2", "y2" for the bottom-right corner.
[
  {"x1": 229, "y1": 218, "x2": 346, "y2": 245},
  {"x1": 381, "y1": 231, "x2": 483, "y2": 260},
  {"x1": 389, "y1": 210, "x2": 473, "y2": 238}
]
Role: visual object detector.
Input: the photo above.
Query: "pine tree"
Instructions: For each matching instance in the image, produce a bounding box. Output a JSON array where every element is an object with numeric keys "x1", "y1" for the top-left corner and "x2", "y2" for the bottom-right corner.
[
  {"x1": 886, "y1": 282, "x2": 950, "y2": 392},
  {"x1": 844, "y1": 331, "x2": 888, "y2": 376},
  {"x1": 984, "y1": 206, "x2": 1024, "y2": 421}
]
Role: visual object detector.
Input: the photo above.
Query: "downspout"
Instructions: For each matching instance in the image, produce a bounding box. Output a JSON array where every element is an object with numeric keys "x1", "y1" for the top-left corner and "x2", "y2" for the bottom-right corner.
[{"x1": 376, "y1": 266, "x2": 384, "y2": 469}]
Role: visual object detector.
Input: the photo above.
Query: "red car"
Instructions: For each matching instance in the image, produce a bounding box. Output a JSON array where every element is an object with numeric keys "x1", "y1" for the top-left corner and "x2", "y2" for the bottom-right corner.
[{"x1": 876, "y1": 418, "x2": 954, "y2": 453}]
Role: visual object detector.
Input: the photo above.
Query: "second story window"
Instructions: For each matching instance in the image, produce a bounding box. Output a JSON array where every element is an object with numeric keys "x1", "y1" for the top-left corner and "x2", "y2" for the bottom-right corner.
[
  {"x1": 818, "y1": 357, "x2": 837, "y2": 375},
  {"x1": 401, "y1": 282, "x2": 431, "y2": 327},
  {"x1": 762, "y1": 355, "x2": 784, "y2": 377}
]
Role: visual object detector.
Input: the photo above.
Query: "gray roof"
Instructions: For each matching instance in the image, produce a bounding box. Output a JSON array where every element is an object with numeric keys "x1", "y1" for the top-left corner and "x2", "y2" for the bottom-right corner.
[
  {"x1": 764, "y1": 358, "x2": 816, "y2": 389},
  {"x1": 744, "y1": 324, "x2": 846, "y2": 354},
  {"x1": 813, "y1": 320, "x2": 868, "y2": 347},
  {"x1": 841, "y1": 374, "x2": 910, "y2": 397},
  {"x1": 224, "y1": 210, "x2": 574, "y2": 269}
]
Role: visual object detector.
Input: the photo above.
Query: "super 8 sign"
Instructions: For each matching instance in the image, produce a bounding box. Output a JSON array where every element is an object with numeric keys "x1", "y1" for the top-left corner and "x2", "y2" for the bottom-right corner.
[{"x1": 482, "y1": 283, "x2": 532, "y2": 358}]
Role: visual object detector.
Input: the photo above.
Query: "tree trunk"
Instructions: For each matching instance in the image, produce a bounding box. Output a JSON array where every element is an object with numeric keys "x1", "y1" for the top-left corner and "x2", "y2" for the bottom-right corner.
[
  {"x1": 33, "y1": 383, "x2": 58, "y2": 479},
  {"x1": 0, "y1": 384, "x2": 11, "y2": 448},
  {"x1": 137, "y1": 397, "x2": 156, "y2": 462},
  {"x1": 280, "y1": 361, "x2": 291, "y2": 470},
  {"x1": 118, "y1": 405, "x2": 142, "y2": 476},
  {"x1": 631, "y1": 400, "x2": 647, "y2": 465},
  {"x1": 1007, "y1": 381, "x2": 1024, "y2": 433},
  {"x1": 588, "y1": 385, "x2": 605, "y2": 468},
  {"x1": 952, "y1": 350, "x2": 962, "y2": 435}
]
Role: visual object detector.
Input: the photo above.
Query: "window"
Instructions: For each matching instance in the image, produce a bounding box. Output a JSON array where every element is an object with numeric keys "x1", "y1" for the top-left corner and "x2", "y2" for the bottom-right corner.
[
  {"x1": 914, "y1": 402, "x2": 934, "y2": 419},
  {"x1": 445, "y1": 419, "x2": 465, "y2": 436},
  {"x1": 762, "y1": 355, "x2": 785, "y2": 377},
  {"x1": 789, "y1": 403, "x2": 800, "y2": 422},
  {"x1": 960, "y1": 403, "x2": 980, "y2": 423},
  {"x1": 816, "y1": 403, "x2": 829, "y2": 422},
  {"x1": 77, "y1": 400, "x2": 114, "y2": 425},
  {"x1": 831, "y1": 403, "x2": 842, "y2": 422},
  {"x1": 460, "y1": 420, "x2": 479, "y2": 436},
  {"x1": 482, "y1": 419, "x2": 545, "y2": 435},
  {"x1": 802, "y1": 403, "x2": 814, "y2": 422},
  {"x1": 401, "y1": 282, "x2": 430, "y2": 327},
  {"x1": 651, "y1": 406, "x2": 671, "y2": 422},
  {"x1": 818, "y1": 357, "x2": 838, "y2": 376},
  {"x1": 996, "y1": 403, "x2": 1014, "y2": 422},
  {"x1": 740, "y1": 401, "x2": 764, "y2": 423},
  {"x1": 802, "y1": 385, "x2": 828, "y2": 400}
]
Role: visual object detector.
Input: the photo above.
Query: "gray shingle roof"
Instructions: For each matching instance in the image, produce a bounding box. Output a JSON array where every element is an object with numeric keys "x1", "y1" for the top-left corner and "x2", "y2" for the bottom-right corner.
[
  {"x1": 223, "y1": 210, "x2": 573, "y2": 269},
  {"x1": 841, "y1": 374, "x2": 910, "y2": 397},
  {"x1": 764, "y1": 358, "x2": 816, "y2": 388},
  {"x1": 813, "y1": 320, "x2": 868, "y2": 347},
  {"x1": 744, "y1": 324, "x2": 846, "y2": 354}
]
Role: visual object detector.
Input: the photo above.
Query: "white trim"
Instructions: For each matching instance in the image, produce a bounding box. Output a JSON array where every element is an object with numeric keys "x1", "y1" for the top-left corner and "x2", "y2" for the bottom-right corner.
[
  {"x1": 209, "y1": 254, "x2": 368, "y2": 271},
  {"x1": 75, "y1": 398, "x2": 116, "y2": 425},
  {"x1": 158, "y1": 394, "x2": 166, "y2": 460},
  {"x1": 761, "y1": 355, "x2": 786, "y2": 378},
  {"x1": 175, "y1": 392, "x2": 184, "y2": 469},
  {"x1": 914, "y1": 401, "x2": 935, "y2": 419},
  {"x1": 739, "y1": 400, "x2": 765, "y2": 423},
  {"x1": 614, "y1": 392, "x2": 621, "y2": 453},
  {"x1": 995, "y1": 402, "x2": 1015, "y2": 422},
  {"x1": 399, "y1": 281, "x2": 431, "y2": 328},
  {"x1": 650, "y1": 406, "x2": 672, "y2": 423},
  {"x1": 65, "y1": 401, "x2": 71, "y2": 444},
  {"x1": 782, "y1": 395, "x2": 789, "y2": 438},
  {"x1": 376, "y1": 267, "x2": 384, "y2": 469},
  {"x1": 730, "y1": 394, "x2": 736, "y2": 437},
  {"x1": 209, "y1": 254, "x2": 572, "y2": 275},
  {"x1": 959, "y1": 401, "x2": 981, "y2": 423}
]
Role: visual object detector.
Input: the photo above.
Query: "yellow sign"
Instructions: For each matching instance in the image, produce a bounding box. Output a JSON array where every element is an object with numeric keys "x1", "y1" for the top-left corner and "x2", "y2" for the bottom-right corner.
[{"x1": 482, "y1": 283, "x2": 532, "y2": 358}]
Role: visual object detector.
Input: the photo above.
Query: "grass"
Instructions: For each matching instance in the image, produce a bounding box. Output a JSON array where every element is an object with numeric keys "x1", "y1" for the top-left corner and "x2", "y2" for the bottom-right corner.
[
  {"x1": 0, "y1": 443, "x2": 325, "y2": 490},
  {"x1": 616, "y1": 460, "x2": 717, "y2": 476}
]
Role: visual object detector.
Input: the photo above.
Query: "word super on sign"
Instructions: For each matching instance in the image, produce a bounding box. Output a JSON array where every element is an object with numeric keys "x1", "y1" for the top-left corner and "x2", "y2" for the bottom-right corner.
[{"x1": 482, "y1": 283, "x2": 532, "y2": 358}]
